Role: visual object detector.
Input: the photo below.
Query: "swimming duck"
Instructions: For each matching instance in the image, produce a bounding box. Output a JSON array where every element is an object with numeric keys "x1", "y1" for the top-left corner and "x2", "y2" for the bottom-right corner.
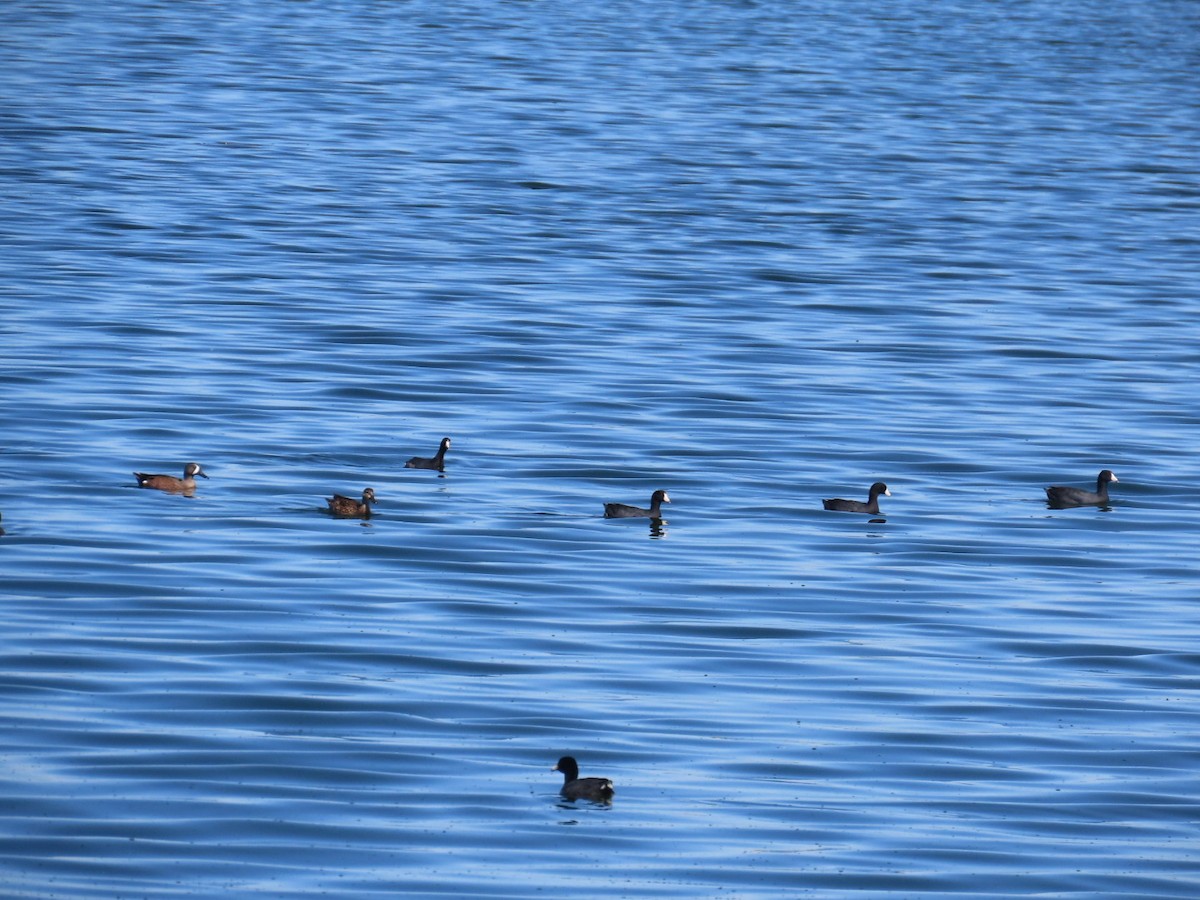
[
  {"x1": 134, "y1": 462, "x2": 208, "y2": 493},
  {"x1": 326, "y1": 487, "x2": 376, "y2": 517}
]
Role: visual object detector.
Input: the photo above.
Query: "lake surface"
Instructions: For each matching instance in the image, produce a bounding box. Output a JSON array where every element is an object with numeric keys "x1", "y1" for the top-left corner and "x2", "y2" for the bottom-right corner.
[{"x1": 3, "y1": 1, "x2": 1200, "y2": 897}]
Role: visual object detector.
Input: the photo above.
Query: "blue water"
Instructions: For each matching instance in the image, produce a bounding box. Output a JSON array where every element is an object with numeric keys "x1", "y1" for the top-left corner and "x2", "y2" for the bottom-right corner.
[{"x1": 3, "y1": 1, "x2": 1200, "y2": 897}]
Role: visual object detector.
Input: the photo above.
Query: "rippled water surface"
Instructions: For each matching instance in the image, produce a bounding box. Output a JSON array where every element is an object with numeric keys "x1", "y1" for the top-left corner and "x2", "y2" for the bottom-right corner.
[{"x1": 3, "y1": 1, "x2": 1200, "y2": 897}]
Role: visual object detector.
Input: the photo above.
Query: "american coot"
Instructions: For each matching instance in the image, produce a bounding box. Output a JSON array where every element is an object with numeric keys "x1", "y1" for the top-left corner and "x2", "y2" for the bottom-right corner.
[
  {"x1": 405, "y1": 437, "x2": 451, "y2": 471},
  {"x1": 604, "y1": 489, "x2": 670, "y2": 519},
  {"x1": 327, "y1": 487, "x2": 376, "y2": 517},
  {"x1": 134, "y1": 462, "x2": 208, "y2": 493},
  {"x1": 553, "y1": 756, "x2": 614, "y2": 803},
  {"x1": 823, "y1": 481, "x2": 890, "y2": 514},
  {"x1": 1045, "y1": 470, "x2": 1118, "y2": 509}
]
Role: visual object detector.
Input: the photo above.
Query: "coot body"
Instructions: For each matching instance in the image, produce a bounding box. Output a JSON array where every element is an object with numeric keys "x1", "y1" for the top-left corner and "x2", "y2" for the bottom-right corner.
[
  {"x1": 405, "y1": 437, "x2": 451, "y2": 471},
  {"x1": 553, "y1": 756, "x2": 614, "y2": 802},
  {"x1": 604, "y1": 489, "x2": 670, "y2": 519},
  {"x1": 1045, "y1": 470, "x2": 1118, "y2": 508},
  {"x1": 823, "y1": 482, "x2": 890, "y2": 514}
]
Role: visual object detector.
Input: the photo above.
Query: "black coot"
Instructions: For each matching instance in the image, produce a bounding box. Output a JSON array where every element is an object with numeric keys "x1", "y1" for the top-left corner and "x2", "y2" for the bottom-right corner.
[
  {"x1": 1045, "y1": 470, "x2": 1118, "y2": 508},
  {"x1": 405, "y1": 437, "x2": 451, "y2": 471},
  {"x1": 553, "y1": 756, "x2": 614, "y2": 802},
  {"x1": 604, "y1": 489, "x2": 670, "y2": 519},
  {"x1": 823, "y1": 481, "x2": 890, "y2": 514}
]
